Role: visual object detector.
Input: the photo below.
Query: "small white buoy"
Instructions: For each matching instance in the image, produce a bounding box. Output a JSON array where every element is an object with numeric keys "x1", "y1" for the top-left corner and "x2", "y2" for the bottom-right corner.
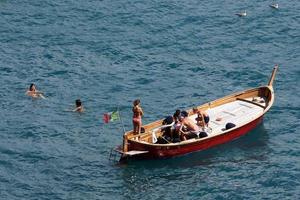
[
  {"x1": 235, "y1": 10, "x2": 247, "y2": 17},
  {"x1": 270, "y1": 3, "x2": 279, "y2": 9}
]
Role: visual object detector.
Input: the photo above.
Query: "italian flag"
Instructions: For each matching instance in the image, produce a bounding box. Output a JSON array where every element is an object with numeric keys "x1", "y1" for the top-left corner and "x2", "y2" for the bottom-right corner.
[{"x1": 103, "y1": 111, "x2": 120, "y2": 123}]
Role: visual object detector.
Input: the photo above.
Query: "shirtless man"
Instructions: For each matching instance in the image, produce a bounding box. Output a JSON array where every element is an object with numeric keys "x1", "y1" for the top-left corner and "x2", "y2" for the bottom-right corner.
[
  {"x1": 193, "y1": 107, "x2": 210, "y2": 127},
  {"x1": 179, "y1": 111, "x2": 200, "y2": 140},
  {"x1": 26, "y1": 83, "x2": 45, "y2": 99},
  {"x1": 73, "y1": 99, "x2": 84, "y2": 113}
]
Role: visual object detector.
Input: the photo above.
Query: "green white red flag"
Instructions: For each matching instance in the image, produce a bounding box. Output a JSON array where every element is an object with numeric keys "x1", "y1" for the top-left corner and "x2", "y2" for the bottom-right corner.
[{"x1": 103, "y1": 111, "x2": 120, "y2": 123}]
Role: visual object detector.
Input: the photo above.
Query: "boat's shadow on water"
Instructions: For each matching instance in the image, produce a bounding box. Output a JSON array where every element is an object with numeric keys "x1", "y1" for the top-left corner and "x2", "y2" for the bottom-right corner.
[{"x1": 120, "y1": 123, "x2": 270, "y2": 168}]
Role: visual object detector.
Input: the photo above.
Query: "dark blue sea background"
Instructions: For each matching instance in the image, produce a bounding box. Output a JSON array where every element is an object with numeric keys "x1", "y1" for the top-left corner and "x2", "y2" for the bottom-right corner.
[{"x1": 0, "y1": 0, "x2": 299, "y2": 199}]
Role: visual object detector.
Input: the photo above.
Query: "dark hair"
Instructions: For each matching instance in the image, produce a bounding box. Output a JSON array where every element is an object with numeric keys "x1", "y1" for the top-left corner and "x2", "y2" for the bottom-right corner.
[
  {"x1": 180, "y1": 111, "x2": 188, "y2": 118},
  {"x1": 163, "y1": 116, "x2": 174, "y2": 125},
  {"x1": 173, "y1": 109, "x2": 181, "y2": 118},
  {"x1": 29, "y1": 83, "x2": 35, "y2": 91},
  {"x1": 133, "y1": 99, "x2": 140, "y2": 106},
  {"x1": 75, "y1": 99, "x2": 82, "y2": 107}
]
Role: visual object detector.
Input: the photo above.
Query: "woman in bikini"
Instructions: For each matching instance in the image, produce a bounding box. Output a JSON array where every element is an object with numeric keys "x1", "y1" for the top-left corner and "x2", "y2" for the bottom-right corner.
[{"x1": 132, "y1": 99, "x2": 144, "y2": 134}]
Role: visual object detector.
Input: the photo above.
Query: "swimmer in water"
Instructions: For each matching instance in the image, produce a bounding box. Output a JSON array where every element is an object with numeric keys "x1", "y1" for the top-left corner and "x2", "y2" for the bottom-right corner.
[
  {"x1": 73, "y1": 99, "x2": 84, "y2": 112},
  {"x1": 26, "y1": 83, "x2": 45, "y2": 99}
]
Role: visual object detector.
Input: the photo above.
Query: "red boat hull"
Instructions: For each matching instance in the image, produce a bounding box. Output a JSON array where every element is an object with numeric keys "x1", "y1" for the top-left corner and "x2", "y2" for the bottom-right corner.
[{"x1": 123, "y1": 116, "x2": 263, "y2": 161}]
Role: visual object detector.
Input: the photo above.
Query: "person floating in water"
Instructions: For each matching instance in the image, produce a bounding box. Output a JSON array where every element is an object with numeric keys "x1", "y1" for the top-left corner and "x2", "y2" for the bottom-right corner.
[
  {"x1": 132, "y1": 99, "x2": 144, "y2": 134},
  {"x1": 26, "y1": 83, "x2": 45, "y2": 99},
  {"x1": 73, "y1": 99, "x2": 84, "y2": 112}
]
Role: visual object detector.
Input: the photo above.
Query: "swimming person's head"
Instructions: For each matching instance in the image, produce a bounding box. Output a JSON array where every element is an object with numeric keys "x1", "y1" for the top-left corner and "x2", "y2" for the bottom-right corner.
[
  {"x1": 75, "y1": 99, "x2": 82, "y2": 107},
  {"x1": 29, "y1": 83, "x2": 36, "y2": 91},
  {"x1": 133, "y1": 99, "x2": 140, "y2": 106}
]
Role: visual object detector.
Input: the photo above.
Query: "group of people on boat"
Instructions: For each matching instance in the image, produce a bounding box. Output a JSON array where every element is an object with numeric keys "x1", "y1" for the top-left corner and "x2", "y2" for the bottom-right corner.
[
  {"x1": 159, "y1": 109, "x2": 209, "y2": 143},
  {"x1": 131, "y1": 99, "x2": 210, "y2": 144},
  {"x1": 162, "y1": 108, "x2": 210, "y2": 143},
  {"x1": 130, "y1": 98, "x2": 211, "y2": 143},
  {"x1": 26, "y1": 83, "x2": 84, "y2": 112}
]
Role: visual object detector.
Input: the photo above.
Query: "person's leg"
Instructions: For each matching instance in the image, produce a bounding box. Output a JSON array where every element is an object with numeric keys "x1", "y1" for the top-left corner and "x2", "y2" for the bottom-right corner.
[
  {"x1": 133, "y1": 121, "x2": 137, "y2": 134},
  {"x1": 137, "y1": 120, "x2": 142, "y2": 134},
  {"x1": 180, "y1": 133, "x2": 186, "y2": 141}
]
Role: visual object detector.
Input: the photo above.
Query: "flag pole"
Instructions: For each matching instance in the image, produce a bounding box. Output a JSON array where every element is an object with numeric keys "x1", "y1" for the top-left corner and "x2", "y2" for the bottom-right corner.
[
  {"x1": 116, "y1": 106, "x2": 129, "y2": 153},
  {"x1": 117, "y1": 106, "x2": 126, "y2": 134}
]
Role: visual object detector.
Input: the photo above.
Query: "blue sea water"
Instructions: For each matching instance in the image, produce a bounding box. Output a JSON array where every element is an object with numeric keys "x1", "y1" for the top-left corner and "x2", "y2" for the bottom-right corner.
[{"x1": 0, "y1": 0, "x2": 300, "y2": 199}]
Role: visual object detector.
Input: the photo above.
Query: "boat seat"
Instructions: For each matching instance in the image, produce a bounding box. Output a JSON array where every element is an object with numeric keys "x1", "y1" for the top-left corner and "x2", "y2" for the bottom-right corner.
[
  {"x1": 211, "y1": 121, "x2": 222, "y2": 125},
  {"x1": 222, "y1": 111, "x2": 236, "y2": 116}
]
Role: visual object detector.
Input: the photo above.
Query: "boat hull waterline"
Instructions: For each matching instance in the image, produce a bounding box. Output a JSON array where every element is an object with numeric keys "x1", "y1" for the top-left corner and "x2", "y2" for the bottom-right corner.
[{"x1": 122, "y1": 116, "x2": 263, "y2": 161}]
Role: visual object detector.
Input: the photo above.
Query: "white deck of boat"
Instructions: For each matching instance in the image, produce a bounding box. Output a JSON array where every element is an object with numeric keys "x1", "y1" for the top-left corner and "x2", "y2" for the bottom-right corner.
[
  {"x1": 189, "y1": 97, "x2": 266, "y2": 136},
  {"x1": 134, "y1": 97, "x2": 267, "y2": 145}
]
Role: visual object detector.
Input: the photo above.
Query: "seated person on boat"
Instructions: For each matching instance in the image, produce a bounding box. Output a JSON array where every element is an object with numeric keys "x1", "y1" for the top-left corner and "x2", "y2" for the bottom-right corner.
[
  {"x1": 161, "y1": 116, "x2": 173, "y2": 142},
  {"x1": 193, "y1": 107, "x2": 210, "y2": 127},
  {"x1": 179, "y1": 111, "x2": 201, "y2": 140},
  {"x1": 172, "y1": 109, "x2": 182, "y2": 142},
  {"x1": 158, "y1": 110, "x2": 182, "y2": 143}
]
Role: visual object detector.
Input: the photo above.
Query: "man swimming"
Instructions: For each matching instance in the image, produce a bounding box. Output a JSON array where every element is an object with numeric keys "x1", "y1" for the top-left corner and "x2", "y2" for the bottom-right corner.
[
  {"x1": 26, "y1": 83, "x2": 45, "y2": 99},
  {"x1": 73, "y1": 99, "x2": 84, "y2": 112}
]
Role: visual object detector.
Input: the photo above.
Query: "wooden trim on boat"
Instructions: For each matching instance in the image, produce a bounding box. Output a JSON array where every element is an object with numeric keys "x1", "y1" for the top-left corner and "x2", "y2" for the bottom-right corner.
[
  {"x1": 268, "y1": 65, "x2": 278, "y2": 86},
  {"x1": 236, "y1": 98, "x2": 266, "y2": 108}
]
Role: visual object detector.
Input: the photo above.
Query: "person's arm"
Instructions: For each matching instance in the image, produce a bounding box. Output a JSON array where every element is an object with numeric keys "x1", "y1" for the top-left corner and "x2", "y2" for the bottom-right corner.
[
  {"x1": 26, "y1": 90, "x2": 39, "y2": 98},
  {"x1": 139, "y1": 107, "x2": 144, "y2": 116},
  {"x1": 38, "y1": 93, "x2": 46, "y2": 99},
  {"x1": 179, "y1": 124, "x2": 186, "y2": 134},
  {"x1": 73, "y1": 107, "x2": 81, "y2": 112},
  {"x1": 35, "y1": 90, "x2": 44, "y2": 94},
  {"x1": 179, "y1": 123, "x2": 188, "y2": 141},
  {"x1": 197, "y1": 112, "x2": 205, "y2": 127}
]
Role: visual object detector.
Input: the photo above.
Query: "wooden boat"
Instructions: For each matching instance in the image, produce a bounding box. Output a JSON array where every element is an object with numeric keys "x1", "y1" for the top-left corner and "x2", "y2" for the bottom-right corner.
[{"x1": 114, "y1": 66, "x2": 278, "y2": 162}]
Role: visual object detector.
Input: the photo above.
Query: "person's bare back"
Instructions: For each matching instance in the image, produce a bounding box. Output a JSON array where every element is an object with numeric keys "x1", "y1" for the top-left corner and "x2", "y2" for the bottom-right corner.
[{"x1": 182, "y1": 117, "x2": 200, "y2": 132}]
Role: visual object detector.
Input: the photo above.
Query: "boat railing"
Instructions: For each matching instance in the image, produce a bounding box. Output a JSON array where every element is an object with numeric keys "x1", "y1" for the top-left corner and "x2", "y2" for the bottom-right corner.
[
  {"x1": 151, "y1": 122, "x2": 175, "y2": 143},
  {"x1": 126, "y1": 122, "x2": 174, "y2": 141}
]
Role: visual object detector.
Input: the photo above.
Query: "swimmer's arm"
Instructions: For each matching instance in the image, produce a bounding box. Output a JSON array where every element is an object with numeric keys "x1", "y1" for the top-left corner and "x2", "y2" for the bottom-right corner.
[
  {"x1": 73, "y1": 107, "x2": 80, "y2": 112},
  {"x1": 39, "y1": 94, "x2": 46, "y2": 99},
  {"x1": 73, "y1": 106, "x2": 83, "y2": 112},
  {"x1": 35, "y1": 90, "x2": 44, "y2": 95},
  {"x1": 26, "y1": 90, "x2": 45, "y2": 98}
]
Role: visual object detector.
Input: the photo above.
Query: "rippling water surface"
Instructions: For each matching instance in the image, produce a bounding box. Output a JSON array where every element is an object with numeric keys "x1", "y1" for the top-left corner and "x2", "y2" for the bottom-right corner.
[{"x1": 0, "y1": 0, "x2": 299, "y2": 199}]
